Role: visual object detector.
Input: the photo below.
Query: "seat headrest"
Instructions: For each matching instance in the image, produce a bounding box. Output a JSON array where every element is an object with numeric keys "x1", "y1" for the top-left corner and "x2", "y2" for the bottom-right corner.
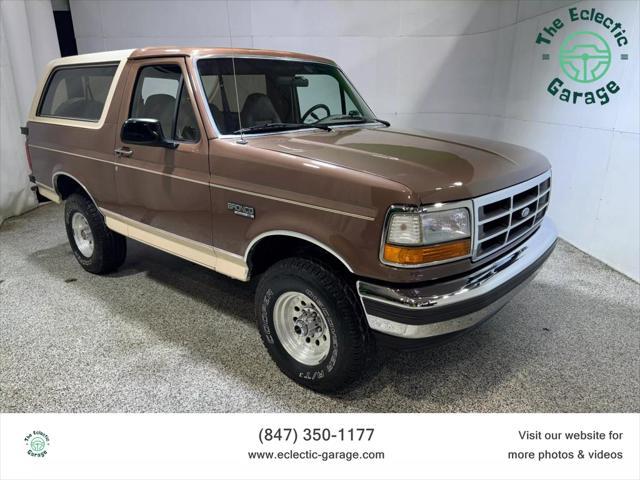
[
  {"x1": 143, "y1": 94, "x2": 176, "y2": 135},
  {"x1": 240, "y1": 93, "x2": 281, "y2": 127}
]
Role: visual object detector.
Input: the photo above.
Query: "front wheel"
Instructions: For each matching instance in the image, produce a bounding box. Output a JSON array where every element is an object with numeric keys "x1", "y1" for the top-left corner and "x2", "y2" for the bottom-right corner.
[{"x1": 255, "y1": 257, "x2": 373, "y2": 392}]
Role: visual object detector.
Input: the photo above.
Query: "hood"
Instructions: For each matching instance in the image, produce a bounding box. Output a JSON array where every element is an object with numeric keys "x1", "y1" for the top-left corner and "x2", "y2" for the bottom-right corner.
[{"x1": 247, "y1": 127, "x2": 550, "y2": 203}]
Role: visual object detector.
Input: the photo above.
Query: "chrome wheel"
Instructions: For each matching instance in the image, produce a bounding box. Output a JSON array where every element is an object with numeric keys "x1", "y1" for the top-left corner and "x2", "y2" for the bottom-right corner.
[
  {"x1": 71, "y1": 212, "x2": 94, "y2": 257},
  {"x1": 273, "y1": 291, "x2": 331, "y2": 366}
]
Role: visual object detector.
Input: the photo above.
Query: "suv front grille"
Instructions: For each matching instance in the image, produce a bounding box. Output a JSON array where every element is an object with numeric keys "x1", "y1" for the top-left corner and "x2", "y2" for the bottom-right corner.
[{"x1": 472, "y1": 171, "x2": 551, "y2": 260}]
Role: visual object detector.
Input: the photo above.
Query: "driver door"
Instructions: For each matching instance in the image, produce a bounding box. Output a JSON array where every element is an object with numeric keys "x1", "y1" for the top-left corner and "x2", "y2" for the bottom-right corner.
[{"x1": 113, "y1": 58, "x2": 212, "y2": 248}]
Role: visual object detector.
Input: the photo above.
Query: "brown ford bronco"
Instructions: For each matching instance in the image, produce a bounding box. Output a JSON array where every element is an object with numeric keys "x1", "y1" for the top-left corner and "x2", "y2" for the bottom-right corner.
[{"x1": 25, "y1": 47, "x2": 556, "y2": 392}]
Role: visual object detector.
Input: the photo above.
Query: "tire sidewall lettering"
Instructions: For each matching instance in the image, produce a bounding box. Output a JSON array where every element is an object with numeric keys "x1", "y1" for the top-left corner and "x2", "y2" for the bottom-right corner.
[{"x1": 261, "y1": 288, "x2": 275, "y2": 344}]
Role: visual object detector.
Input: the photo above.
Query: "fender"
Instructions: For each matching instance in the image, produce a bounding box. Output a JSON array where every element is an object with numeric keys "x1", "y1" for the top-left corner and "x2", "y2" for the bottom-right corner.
[
  {"x1": 52, "y1": 171, "x2": 100, "y2": 210},
  {"x1": 245, "y1": 230, "x2": 355, "y2": 273}
]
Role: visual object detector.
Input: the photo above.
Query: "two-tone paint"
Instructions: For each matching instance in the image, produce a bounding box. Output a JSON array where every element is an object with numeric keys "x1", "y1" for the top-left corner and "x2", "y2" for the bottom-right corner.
[{"x1": 27, "y1": 47, "x2": 551, "y2": 289}]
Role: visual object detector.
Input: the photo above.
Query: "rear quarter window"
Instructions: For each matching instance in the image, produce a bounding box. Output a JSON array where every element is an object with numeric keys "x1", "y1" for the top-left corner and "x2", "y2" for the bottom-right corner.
[{"x1": 38, "y1": 64, "x2": 118, "y2": 121}]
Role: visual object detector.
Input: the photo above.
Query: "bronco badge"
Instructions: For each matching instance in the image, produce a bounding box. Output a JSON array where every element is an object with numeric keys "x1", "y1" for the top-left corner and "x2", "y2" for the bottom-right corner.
[{"x1": 227, "y1": 202, "x2": 255, "y2": 219}]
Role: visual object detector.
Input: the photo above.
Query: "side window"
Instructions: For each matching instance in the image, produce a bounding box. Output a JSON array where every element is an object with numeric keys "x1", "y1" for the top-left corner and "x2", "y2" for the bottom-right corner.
[
  {"x1": 175, "y1": 84, "x2": 200, "y2": 142},
  {"x1": 130, "y1": 64, "x2": 201, "y2": 143},
  {"x1": 38, "y1": 64, "x2": 118, "y2": 121},
  {"x1": 130, "y1": 65, "x2": 181, "y2": 138}
]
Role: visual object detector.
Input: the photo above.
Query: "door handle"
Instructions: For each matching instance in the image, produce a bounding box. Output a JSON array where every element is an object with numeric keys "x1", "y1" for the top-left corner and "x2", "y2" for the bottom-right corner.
[{"x1": 114, "y1": 147, "x2": 133, "y2": 158}]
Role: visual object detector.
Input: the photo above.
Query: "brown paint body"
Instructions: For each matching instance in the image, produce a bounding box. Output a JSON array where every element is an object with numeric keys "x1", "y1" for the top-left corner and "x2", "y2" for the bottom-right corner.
[{"x1": 27, "y1": 47, "x2": 550, "y2": 284}]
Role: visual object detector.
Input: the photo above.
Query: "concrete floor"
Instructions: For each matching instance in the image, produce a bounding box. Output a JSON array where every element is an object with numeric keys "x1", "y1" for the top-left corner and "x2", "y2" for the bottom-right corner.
[{"x1": 1, "y1": 203, "x2": 638, "y2": 412}]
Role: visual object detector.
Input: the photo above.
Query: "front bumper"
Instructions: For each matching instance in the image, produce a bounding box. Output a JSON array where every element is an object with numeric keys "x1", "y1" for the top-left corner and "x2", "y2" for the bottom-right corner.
[{"x1": 357, "y1": 218, "x2": 557, "y2": 341}]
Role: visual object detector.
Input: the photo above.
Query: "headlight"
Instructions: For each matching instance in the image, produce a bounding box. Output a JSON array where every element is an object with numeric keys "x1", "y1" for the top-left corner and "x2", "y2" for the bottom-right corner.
[
  {"x1": 383, "y1": 207, "x2": 471, "y2": 266},
  {"x1": 421, "y1": 209, "x2": 470, "y2": 244}
]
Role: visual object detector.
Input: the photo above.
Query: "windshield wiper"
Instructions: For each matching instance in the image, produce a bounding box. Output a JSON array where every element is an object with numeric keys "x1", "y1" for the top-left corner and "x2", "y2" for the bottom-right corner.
[
  {"x1": 317, "y1": 115, "x2": 390, "y2": 127},
  {"x1": 233, "y1": 123, "x2": 332, "y2": 135}
]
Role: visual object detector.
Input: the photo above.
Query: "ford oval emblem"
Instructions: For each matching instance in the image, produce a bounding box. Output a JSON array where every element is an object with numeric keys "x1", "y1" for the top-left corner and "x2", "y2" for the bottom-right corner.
[{"x1": 521, "y1": 207, "x2": 531, "y2": 218}]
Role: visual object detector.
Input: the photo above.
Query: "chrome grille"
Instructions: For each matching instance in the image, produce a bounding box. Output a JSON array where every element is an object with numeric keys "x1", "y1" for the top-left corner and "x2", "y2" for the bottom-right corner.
[{"x1": 472, "y1": 171, "x2": 551, "y2": 260}]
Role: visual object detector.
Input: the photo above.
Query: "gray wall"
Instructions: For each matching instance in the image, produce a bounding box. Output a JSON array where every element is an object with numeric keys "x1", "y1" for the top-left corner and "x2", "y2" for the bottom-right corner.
[{"x1": 70, "y1": 0, "x2": 640, "y2": 280}]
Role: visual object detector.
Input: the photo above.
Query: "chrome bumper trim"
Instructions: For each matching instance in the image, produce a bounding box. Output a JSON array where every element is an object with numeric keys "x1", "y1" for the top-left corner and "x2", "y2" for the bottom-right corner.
[{"x1": 358, "y1": 218, "x2": 557, "y2": 339}]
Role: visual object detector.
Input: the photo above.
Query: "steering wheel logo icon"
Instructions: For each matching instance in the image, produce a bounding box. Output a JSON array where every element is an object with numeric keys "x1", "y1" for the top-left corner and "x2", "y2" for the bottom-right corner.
[
  {"x1": 30, "y1": 437, "x2": 46, "y2": 452},
  {"x1": 559, "y1": 31, "x2": 612, "y2": 83}
]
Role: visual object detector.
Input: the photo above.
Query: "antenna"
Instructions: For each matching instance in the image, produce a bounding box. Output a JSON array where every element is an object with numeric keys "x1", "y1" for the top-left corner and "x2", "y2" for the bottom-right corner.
[{"x1": 231, "y1": 56, "x2": 247, "y2": 144}]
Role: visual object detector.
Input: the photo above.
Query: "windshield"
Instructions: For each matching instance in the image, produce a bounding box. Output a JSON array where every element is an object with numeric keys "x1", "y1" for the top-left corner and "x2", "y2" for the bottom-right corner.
[{"x1": 197, "y1": 58, "x2": 376, "y2": 135}]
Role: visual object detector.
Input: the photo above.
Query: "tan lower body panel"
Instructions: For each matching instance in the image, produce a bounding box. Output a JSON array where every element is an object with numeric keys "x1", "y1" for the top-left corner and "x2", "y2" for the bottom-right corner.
[
  {"x1": 101, "y1": 208, "x2": 249, "y2": 281},
  {"x1": 36, "y1": 183, "x2": 61, "y2": 204}
]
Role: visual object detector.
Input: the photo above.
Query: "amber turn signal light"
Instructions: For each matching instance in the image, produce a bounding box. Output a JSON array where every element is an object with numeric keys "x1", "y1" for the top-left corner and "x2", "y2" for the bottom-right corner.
[{"x1": 383, "y1": 238, "x2": 471, "y2": 265}]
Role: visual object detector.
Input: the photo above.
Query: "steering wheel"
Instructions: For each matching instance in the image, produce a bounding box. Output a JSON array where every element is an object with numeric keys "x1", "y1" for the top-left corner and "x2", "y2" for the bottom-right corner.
[{"x1": 301, "y1": 104, "x2": 330, "y2": 123}]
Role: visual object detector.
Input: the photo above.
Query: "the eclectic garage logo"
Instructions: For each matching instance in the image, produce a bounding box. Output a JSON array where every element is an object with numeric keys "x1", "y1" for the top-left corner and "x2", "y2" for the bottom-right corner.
[
  {"x1": 24, "y1": 430, "x2": 50, "y2": 458},
  {"x1": 536, "y1": 6, "x2": 630, "y2": 105}
]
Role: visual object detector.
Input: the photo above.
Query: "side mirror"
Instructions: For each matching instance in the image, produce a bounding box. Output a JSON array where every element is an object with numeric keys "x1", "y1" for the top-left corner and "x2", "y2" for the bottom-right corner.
[{"x1": 121, "y1": 118, "x2": 177, "y2": 149}]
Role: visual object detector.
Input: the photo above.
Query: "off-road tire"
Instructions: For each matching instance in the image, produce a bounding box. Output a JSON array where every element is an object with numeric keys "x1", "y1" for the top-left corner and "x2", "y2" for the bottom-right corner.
[
  {"x1": 255, "y1": 257, "x2": 374, "y2": 393},
  {"x1": 64, "y1": 193, "x2": 126, "y2": 274}
]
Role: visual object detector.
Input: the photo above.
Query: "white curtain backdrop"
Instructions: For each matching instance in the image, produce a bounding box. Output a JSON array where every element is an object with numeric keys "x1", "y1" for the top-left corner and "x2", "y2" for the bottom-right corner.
[{"x1": 0, "y1": 0, "x2": 59, "y2": 225}]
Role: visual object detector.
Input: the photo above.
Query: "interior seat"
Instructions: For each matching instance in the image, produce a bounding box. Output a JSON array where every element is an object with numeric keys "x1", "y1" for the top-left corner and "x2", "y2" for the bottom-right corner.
[
  {"x1": 53, "y1": 98, "x2": 104, "y2": 120},
  {"x1": 143, "y1": 93, "x2": 176, "y2": 136},
  {"x1": 240, "y1": 93, "x2": 281, "y2": 127},
  {"x1": 175, "y1": 96, "x2": 199, "y2": 141},
  {"x1": 209, "y1": 103, "x2": 226, "y2": 129}
]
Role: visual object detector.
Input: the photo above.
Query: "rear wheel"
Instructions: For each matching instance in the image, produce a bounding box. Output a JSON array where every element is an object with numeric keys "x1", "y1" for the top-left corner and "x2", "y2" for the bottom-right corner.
[
  {"x1": 255, "y1": 257, "x2": 373, "y2": 392},
  {"x1": 64, "y1": 193, "x2": 126, "y2": 274}
]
